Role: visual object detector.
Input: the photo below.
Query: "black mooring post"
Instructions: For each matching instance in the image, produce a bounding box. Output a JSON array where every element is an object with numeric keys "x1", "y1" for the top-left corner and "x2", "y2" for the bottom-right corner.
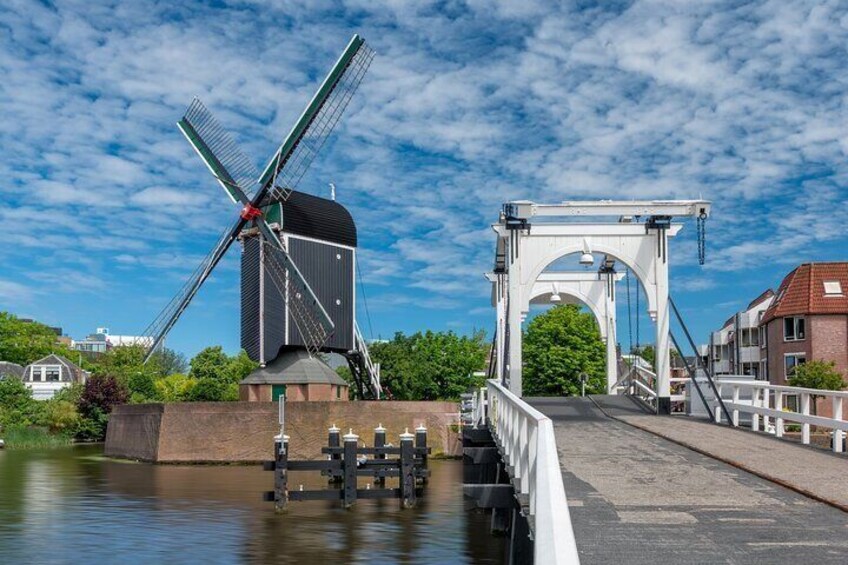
[
  {"x1": 328, "y1": 424, "x2": 342, "y2": 483},
  {"x1": 399, "y1": 428, "x2": 416, "y2": 509},
  {"x1": 274, "y1": 435, "x2": 289, "y2": 513},
  {"x1": 343, "y1": 429, "x2": 359, "y2": 509},
  {"x1": 415, "y1": 423, "x2": 428, "y2": 483},
  {"x1": 374, "y1": 423, "x2": 386, "y2": 486}
]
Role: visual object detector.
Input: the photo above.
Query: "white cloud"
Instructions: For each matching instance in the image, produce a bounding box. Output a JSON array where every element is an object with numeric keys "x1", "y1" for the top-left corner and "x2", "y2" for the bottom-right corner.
[{"x1": 1, "y1": 0, "x2": 848, "y2": 350}]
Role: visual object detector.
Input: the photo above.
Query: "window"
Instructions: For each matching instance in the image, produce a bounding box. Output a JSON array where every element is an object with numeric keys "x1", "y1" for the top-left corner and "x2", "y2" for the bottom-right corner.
[
  {"x1": 824, "y1": 281, "x2": 843, "y2": 296},
  {"x1": 30, "y1": 367, "x2": 43, "y2": 382},
  {"x1": 741, "y1": 362, "x2": 759, "y2": 377},
  {"x1": 740, "y1": 328, "x2": 759, "y2": 348},
  {"x1": 784, "y1": 394, "x2": 799, "y2": 413},
  {"x1": 783, "y1": 317, "x2": 805, "y2": 341},
  {"x1": 45, "y1": 367, "x2": 61, "y2": 382},
  {"x1": 759, "y1": 326, "x2": 767, "y2": 349},
  {"x1": 784, "y1": 354, "x2": 806, "y2": 379}
]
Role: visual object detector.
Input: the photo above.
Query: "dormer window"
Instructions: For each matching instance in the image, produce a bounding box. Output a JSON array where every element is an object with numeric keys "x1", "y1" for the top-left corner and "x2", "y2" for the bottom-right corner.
[{"x1": 824, "y1": 280, "x2": 843, "y2": 296}]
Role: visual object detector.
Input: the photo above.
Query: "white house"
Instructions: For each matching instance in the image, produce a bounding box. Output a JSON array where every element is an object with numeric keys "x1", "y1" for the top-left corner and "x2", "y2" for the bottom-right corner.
[{"x1": 21, "y1": 354, "x2": 89, "y2": 400}]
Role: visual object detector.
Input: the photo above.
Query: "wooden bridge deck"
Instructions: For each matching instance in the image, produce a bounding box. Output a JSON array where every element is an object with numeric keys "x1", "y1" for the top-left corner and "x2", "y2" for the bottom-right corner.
[{"x1": 527, "y1": 395, "x2": 848, "y2": 565}]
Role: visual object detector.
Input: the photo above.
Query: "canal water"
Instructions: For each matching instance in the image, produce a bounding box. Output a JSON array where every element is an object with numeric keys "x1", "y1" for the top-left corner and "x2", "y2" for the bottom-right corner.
[{"x1": 0, "y1": 445, "x2": 505, "y2": 563}]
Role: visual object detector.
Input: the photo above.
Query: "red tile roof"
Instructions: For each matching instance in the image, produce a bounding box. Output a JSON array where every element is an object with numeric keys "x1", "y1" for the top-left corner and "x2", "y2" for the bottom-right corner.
[{"x1": 761, "y1": 262, "x2": 848, "y2": 324}]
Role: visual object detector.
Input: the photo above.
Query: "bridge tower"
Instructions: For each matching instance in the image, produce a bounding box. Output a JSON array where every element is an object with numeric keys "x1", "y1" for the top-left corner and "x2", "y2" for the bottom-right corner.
[{"x1": 490, "y1": 200, "x2": 710, "y2": 414}]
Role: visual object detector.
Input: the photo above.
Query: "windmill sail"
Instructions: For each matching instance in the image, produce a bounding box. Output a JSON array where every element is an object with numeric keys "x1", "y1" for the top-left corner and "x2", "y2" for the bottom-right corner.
[
  {"x1": 258, "y1": 34, "x2": 374, "y2": 203},
  {"x1": 141, "y1": 218, "x2": 243, "y2": 361},
  {"x1": 140, "y1": 34, "x2": 373, "y2": 364},
  {"x1": 178, "y1": 98, "x2": 261, "y2": 203}
]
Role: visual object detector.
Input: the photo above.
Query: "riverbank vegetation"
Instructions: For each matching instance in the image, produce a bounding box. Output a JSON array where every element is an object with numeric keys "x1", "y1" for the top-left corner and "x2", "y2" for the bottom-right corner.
[
  {"x1": 0, "y1": 313, "x2": 260, "y2": 446},
  {"x1": 352, "y1": 330, "x2": 489, "y2": 400},
  {"x1": 2, "y1": 307, "x2": 608, "y2": 448}
]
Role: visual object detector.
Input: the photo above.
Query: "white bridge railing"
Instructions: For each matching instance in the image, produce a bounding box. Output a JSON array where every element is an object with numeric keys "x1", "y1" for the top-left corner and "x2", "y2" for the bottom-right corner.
[
  {"x1": 620, "y1": 365, "x2": 688, "y2": 414},
  {"x1": 716, "y1": 380, "x2": 847, "y2": 453},
  {"x1": 485, "y1": 379, "x2": 580, "y2": 565}
]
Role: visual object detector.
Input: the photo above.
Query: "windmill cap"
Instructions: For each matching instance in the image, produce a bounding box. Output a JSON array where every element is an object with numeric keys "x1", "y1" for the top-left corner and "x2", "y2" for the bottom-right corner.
[
  {"x1": 343, "y1": 428, "x2": 359, "y2": 441},
  {"x1": 399, "y1": 428, "x2": 415, "y2": 441}
]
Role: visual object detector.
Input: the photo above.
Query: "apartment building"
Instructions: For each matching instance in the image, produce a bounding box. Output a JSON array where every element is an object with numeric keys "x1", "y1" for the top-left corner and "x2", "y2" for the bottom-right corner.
[
  {"x1": 760, "y1": 262, "x2": 848, "y2": 385},
  {"x1": 706, "y1": 290, "x2": 775, "y2": 378}
]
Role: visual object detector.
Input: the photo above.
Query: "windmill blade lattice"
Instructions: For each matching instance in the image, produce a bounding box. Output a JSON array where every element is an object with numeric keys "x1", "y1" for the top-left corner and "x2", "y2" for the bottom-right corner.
[
  {"x1": 265, "y1": 41, "x2": 375, "y2": 203},
  {"x1": 141, "y1": 219, "x2": 242, "y2": 360},
  {"x1": 180, "y1": 98, "x2": 261, "y2": 202},
  {"x1": 260, "y1": 238, "x2": 331, "y2": 357}
]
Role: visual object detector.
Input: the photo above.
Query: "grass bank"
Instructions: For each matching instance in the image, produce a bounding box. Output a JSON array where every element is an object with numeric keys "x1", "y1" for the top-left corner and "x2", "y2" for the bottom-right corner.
[{"x1": 1, "y1": 427, "x2": 74, "y2": 449}]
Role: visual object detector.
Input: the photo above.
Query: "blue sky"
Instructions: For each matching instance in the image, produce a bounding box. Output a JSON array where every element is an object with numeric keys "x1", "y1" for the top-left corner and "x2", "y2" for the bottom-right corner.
[{"x1": 1, "y1": 0, "x2": 847, "y2": 359}]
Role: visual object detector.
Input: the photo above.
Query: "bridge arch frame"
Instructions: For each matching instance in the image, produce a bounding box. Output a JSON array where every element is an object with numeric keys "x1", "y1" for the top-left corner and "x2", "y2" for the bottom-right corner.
[{"x1": 490, "y1": 200, "x2": 710, "y2": 414}]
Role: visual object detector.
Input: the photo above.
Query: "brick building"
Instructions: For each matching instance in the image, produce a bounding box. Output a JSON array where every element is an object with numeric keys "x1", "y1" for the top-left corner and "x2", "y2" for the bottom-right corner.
[{"x1": 760, "y1": 262, "x2": 848, "y2": 385}]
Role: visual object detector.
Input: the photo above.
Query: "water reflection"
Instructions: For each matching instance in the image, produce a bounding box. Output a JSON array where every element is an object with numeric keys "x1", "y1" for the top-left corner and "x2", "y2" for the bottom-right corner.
[{"x1": 0, "y1": 446, "x2": 503, "y2": 563}]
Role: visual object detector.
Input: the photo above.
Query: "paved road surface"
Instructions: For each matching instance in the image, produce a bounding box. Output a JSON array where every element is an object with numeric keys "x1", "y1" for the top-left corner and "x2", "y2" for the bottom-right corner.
[{"x1": 527, "y1": 395, "x2": 848, "y2": 565}]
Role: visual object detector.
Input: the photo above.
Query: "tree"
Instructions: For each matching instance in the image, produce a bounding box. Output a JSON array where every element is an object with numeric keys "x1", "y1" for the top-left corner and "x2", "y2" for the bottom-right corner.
[
  {"x1": 523, "y1": 304, "x2": 606, "y2": 397},
  {"x1": 788, "y1": 360, "x2": 846, "y2": 415},
  {"x1": 185, "y1": 346, "x2": 253, "y2": 401},
  {"x1": 77, "y1": 375, "x2": 129, "y2": 440},
  {"x1": 87, "y1": 344, "x2": 160, "y2": 386},
  {"x1": 371, "y1": 330, "x2": 488, "y2": 400},
  {"x1": 0, "y1": 377, "x2": 44, "y2": 430},
  {"x1": 149, "y1": 348, "x2": 188, "y2": 375},
  {"x1": 0, "y1": 312, "x2": 68, "y2": 366},
  {"x1": 189, "y1": 346, "x2": 231, "y2": 381},
  {"x1": 227, "y1": 350, "x2": 258, "y2": 383}
]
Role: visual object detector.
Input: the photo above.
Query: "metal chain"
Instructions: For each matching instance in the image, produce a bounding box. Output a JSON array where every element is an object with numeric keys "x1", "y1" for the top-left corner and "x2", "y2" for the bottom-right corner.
[
  {"x1": 697, "y1": 213, "x2": 707, "y2": 265},
  {"x1": 626, "y1": 269, "x2": 633, "y2": 353}
]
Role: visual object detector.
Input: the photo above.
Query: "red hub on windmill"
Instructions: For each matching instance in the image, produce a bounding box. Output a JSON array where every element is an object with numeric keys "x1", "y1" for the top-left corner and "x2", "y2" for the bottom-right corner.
[{"x1": 240, "y1": 204, "x2": 263, "y2": 221}]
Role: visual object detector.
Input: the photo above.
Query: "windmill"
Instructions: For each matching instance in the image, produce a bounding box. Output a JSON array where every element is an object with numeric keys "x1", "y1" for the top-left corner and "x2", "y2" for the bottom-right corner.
[{"x1": 139, "y1": 34, "x2": 381, "y2": 399}]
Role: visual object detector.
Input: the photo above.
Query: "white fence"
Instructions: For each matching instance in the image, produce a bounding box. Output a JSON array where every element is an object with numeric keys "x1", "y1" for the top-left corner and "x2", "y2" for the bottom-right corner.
[
  {"x1": 485, "y1": 379, "x2": 580, "y2": 565},
  {"x1": 716, "y1": 380, "x2": 848, "y2": 453}
]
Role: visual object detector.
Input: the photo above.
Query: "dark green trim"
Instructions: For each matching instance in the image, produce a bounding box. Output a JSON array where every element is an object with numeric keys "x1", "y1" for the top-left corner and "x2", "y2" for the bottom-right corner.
[{"x1": 177, "y1": 118, "x2": 242, "y2": 203}]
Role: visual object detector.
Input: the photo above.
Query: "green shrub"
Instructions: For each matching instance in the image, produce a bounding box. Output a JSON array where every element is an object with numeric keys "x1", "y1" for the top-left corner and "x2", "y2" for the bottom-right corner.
[
  {"x1": 0, "y1": 378, "x2": 45, "y2": 430},
  {"x1": 187, "y1": 378, "x2": 238, "y2": 401},
  {"x1": 42, "y1": 399, "x2": 81, "y2": 434},
  {"x1": 128, "y1": 371, "x2": 159, "y2": 402},
  {"x1": 154, "y1": 373, "x2": 197, "y2": 402}
]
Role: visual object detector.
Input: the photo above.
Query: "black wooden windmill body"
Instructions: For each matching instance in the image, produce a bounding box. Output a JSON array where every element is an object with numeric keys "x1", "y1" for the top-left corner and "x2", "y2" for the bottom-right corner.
[{"x1": 140, "y1": 35, "x2": 381, "y2": 399}]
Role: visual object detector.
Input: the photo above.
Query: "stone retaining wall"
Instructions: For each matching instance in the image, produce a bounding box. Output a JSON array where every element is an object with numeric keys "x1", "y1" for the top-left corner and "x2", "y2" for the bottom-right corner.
[{"x1": 105, "y1": 401, "x2": 461, "y2": 463}]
